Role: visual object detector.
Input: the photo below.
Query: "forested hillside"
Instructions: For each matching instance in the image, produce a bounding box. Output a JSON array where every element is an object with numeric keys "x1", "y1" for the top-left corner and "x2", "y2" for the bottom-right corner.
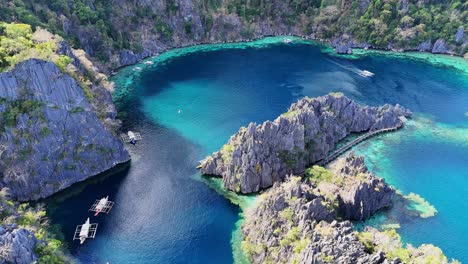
[{"x1": 1, "y1": 0, "x2": 465, "y2": 69}]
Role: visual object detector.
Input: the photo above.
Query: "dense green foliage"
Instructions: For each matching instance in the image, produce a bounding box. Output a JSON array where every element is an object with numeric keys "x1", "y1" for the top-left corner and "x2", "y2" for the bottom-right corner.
[
  {"x1": 0, "y1": 0, "x2": 465, "y2": 65},
  {"x1": 354, "y1": 0, "x2": 465, "y2": 48},
  {"x1": 0, "y1": 22, "x2": 71, "y2": 71},
  {"x1": 305, "y1": 165, "x2": 333, "y2": 183}
]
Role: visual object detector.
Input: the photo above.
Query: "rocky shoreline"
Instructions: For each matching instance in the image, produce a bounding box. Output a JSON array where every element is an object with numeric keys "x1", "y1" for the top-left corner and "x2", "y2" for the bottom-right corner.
[
  {"x1": 112, "y1": 33, "x2": 467, "y2": 73},
  {"x1": 241, "y1": 152, "x2": 458, "y2": 264},
  {"x1": 199, "y1": 93, "x2": 411, "y2": 194}
]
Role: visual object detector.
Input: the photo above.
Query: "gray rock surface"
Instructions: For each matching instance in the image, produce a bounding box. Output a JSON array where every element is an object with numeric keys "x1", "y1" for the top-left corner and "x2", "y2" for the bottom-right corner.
[
  {"x1": 199, "y1": 94, "x2": 411, "y2": 194},
  {"x1": 330, "y1": 153, "x2": 395, "y2": 220},
  {"x1": 241, "y1": 153, "x2": 394, "y2": 263},
  {"x1": 298, "y1": 221, "x2": 387, "y2": 264},
  {"x1": 0, "y1": 59, "x2": 130, "y2": 201},
  {"x1": 417, "y1": 39, "x2": 432, "y2": 52},
  {"x1": 432, "y1": 39, "x2": 448, "y2": 54},
  {"x1": 0, "y1": 225, "x2": 37, "y2": 264},
  {"x1": 455, "y1": 27, "x2": 464, "y2": 44}
]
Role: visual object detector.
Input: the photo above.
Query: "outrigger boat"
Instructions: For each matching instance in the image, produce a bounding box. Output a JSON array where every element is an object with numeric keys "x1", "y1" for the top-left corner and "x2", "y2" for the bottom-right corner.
[
  {"x1": 120, "y1": 131, "x2": 142, "y2": 145},
  {"x1": 283, "y1": 38, "x2": 293, "y2": 43},
  {"x1": 89, "y1": 196, "x2": 114, "y2": 216},
  {"x1": 144, "y1": 61, "x2": 154, "y2": 65},
  {"x1": 74, "y1": 218, "x2": 98, "y2": 244}
]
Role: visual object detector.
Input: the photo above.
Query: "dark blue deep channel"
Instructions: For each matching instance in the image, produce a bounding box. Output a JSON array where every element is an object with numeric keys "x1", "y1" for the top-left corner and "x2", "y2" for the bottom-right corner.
[{"x1": 47, "y1": 38, "x2": 468, "y2": 263}]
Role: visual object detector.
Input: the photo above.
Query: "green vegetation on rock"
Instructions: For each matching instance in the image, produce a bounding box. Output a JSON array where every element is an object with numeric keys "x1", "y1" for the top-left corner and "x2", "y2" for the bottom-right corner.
[
  {"x1": 305, "y1": 165, "x2": 333, "y2": 183},
  {"x1": 0, "y1": 193, "x2": 68, "y2": 263},
  {"x1": 0, "y1": 22, "x2": 71, "y2": 71},
  {"x1": 356, "y1": 228, "x2": 460, "y2": 264}
]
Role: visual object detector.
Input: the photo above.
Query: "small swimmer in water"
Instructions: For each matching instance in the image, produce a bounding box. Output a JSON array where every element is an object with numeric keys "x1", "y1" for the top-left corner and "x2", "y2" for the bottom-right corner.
[{"x1": 178, "y1": 109, "x2": 182, "y2": 114}]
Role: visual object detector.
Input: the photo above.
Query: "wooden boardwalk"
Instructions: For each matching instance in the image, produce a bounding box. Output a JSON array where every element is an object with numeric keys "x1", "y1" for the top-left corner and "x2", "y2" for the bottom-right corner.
[{"x1": 316, "y1": 124, "x2": 402, "y2": 166}]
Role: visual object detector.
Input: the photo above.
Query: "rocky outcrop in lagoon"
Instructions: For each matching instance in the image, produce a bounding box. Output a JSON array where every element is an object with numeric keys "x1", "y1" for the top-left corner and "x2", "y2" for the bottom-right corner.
[
  {"x1": 241, "y1": 153, "x2": 456, "y2": 264},
  {"x1": 199, "y1": 94, "x2": 411, "y2": 194},
  {"x1": 241, "y1": 152, "x2": 393, "y2": 264},
  {"x1": 328, "y1": 153, "x2": 395, "y2": 220},
  {"x1": 0, "y1": 59, "x2": 130, "y2": 201}
]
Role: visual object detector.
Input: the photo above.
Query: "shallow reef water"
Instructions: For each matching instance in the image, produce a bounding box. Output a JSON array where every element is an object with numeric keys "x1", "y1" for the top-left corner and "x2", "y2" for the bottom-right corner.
[{"x1": 48, "y1": 37, "x2": 468, "y2": 263}]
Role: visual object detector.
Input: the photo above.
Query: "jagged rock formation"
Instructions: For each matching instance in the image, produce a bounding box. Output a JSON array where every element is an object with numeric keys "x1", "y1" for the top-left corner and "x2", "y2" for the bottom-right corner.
[
  {"x1": 241, "y1": 153, "x2": 455, "y2": 264},
  {"x1": 0, "y1": 225, "x2": 37, "y2": 264},
  {"x1": 330, "y1": 153, "x2": 395, "y2": 220},
  {"x1": 241, "y1": 153, "x2": 394, "y2": 264},
  {"x1": 0, "y1": 59, "x2": 130, "y2": 201},
  {"x1": 199, "y1": 94, "x2": 411, "y2": 194}
]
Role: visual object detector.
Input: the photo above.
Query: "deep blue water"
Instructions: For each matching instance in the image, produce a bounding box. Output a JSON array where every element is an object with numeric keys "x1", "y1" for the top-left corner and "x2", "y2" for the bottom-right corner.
[{"x1": 48, "y1": 40, "x2": 468, "y2": 263}]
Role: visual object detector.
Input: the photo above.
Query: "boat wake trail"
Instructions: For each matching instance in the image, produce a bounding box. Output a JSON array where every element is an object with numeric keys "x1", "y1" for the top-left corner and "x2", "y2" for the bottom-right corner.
[{"x1": 326, "y1": 59, "x2": 375, "y2": 78}]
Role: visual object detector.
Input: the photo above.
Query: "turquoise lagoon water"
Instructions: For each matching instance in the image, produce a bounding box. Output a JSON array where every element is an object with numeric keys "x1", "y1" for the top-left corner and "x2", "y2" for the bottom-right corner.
[{"x1": 48, "y1": 38, "x2": 468, "y2": 263}]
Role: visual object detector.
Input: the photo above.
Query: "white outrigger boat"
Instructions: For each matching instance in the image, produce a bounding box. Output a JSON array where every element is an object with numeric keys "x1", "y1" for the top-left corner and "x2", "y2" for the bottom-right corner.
[
  {"x1": 89, "y1": 196, "x2": 114, "y2": 216},
  {"x1": 357, "y1": 70, "x2": 375, "y2": 77},
  {"x1": 283, "y1": 38, "x2": 293, "y2": 44},
  {"x1": 133, "y1": 66, "x2": 142, "y2": 71},
  {"x1": 120, "y1": 130, "x2": 142, "y2": 145},
  {"x1": 74, "y1": 218, "x2": 98, "y2": 244},
  {"x1": 144, "y1": 60, "x2": 154, "y2": 65}
]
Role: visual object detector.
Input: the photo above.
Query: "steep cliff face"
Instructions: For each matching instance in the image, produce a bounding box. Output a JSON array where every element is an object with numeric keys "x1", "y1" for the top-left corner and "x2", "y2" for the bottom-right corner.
[
  {"x1": 330, "y1": 153, "x2": 395, "y2": 220},
  {"x1": 0, "y1": 59, "x2": 129, "y2": 201},
  {"x1": 199, "y1": 94, "x2": 411, "y2": 194},
  {"x1": 241, "y1": 153, "x2": 394, "y2": 264}
]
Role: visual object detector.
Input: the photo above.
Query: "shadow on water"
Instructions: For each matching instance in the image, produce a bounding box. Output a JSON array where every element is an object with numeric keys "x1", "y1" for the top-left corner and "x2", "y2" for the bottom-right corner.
[{"x1": 46, "y1": 107, "x2": 241, "y2": 263}]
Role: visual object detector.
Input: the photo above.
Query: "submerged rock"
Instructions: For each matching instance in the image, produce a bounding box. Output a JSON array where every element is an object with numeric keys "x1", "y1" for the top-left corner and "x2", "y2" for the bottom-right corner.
[
  {"x1": 0, "y1": 59, "x2": 130, "y2": 200},
  {"x1": 199, "y1": 93, "x2": 411, "y2": 194}
]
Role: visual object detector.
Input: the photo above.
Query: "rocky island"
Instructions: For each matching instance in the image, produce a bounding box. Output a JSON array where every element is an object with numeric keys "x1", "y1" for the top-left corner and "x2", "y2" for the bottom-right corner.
[
  {"x1": 199, "y1": 93, "x2": 411, "y2": 194},
  {"x1": 241, "y1": 152, "x2": 457, "y2": 264},
  {"x1": 200, "y1": 94, "x2": 458, "y2": 263}
]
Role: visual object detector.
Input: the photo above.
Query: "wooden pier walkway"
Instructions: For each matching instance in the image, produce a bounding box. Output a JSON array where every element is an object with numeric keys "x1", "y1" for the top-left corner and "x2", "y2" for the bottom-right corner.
[{"x1": 316, "y1": 124, "x2": 402, "y2": 166}]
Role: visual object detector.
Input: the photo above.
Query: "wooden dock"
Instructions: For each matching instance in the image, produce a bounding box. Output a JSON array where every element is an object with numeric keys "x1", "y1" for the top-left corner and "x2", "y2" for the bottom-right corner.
[{"x1": 316, "y1": 123, "x2": 402, "y2": 166}]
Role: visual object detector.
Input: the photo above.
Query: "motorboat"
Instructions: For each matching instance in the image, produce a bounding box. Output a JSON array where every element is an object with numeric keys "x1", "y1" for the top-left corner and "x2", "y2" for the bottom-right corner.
[{"x1": 358, "y1": 70, "x2": 375, "y2": 77}]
